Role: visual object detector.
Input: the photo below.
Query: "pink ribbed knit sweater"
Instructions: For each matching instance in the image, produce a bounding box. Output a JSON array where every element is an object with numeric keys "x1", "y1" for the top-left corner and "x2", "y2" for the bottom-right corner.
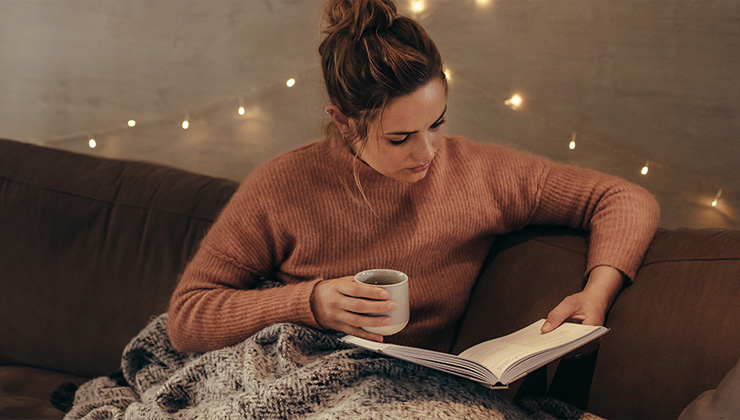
[{"x1": 167, "y1": 136, "x2": 659, "y2": 353}]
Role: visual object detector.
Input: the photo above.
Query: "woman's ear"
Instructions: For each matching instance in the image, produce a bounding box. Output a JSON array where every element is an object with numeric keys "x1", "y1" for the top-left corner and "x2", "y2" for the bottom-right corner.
[{"x1": 326, "y1": 105, "x2": 354, "y2": 138}]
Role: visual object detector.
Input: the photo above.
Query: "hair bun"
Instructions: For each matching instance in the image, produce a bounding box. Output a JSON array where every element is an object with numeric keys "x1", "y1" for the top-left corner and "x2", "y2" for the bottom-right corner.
[{"x1": 323, "y1": 0, "x2": 399, "y2": 41}]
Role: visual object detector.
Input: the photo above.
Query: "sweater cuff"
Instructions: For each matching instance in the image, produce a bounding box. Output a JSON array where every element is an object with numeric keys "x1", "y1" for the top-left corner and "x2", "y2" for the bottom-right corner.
[
  {"x1": 585, "y1": 260, "x2": 636, "y2": 283},
  {"x1": 289, "y1": 278, "x2": 324, "y2": 330}
]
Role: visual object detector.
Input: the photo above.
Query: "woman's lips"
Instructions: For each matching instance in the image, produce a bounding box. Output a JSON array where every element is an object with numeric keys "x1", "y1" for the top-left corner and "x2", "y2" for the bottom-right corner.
[{"x1": 407, "y1": 161, "x2": 431, "y2": 173}]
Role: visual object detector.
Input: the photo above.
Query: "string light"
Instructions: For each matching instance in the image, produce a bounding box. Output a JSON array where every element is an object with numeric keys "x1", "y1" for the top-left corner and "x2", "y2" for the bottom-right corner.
[
  {"x1": 411, "y1": 0, "x2": 425, "y2": 13},
  {"x1": 712, "y1": 189, "x2": 723, "y2": 207},
  {"x1": 504, "y1": 94, "x2": 523, "y2": 110},
  {"x1": 56, "y1": 70, "x2": 733, "y2": 226}
]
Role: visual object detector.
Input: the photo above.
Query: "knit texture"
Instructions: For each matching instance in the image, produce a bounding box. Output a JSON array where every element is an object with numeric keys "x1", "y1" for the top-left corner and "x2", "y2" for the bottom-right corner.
[
  {"x1": 64, "y1": 314, "x2": 604, "y2": 420},
  {"x1": 167, "y1": 136, "x2": 659, "y2": 353}
]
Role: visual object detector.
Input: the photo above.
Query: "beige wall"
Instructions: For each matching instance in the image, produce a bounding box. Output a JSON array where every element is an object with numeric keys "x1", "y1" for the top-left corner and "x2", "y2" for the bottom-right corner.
[{"x1": 0, "y1": 0, "x2": 738, "y2": 228}]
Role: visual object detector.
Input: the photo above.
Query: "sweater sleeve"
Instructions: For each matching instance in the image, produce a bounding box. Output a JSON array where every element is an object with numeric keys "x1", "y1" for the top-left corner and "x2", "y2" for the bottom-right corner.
[
  {"x1": 529, "y1": 162, "x2": 660, "y2": 280},
  {"x1": 167, "y1": 168, "x2": 322, "y2": 353}
]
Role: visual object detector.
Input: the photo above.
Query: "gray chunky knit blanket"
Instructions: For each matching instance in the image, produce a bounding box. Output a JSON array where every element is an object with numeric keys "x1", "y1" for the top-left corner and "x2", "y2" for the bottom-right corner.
[{"x1": 65, "y1": 314, "x2": 602, "y2": 419}]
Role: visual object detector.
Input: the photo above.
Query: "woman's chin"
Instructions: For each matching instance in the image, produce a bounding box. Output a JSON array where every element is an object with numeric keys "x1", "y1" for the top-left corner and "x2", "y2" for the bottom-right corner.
[{"x1": 399, "y1": 168, "x2": 430, "y2": 183}]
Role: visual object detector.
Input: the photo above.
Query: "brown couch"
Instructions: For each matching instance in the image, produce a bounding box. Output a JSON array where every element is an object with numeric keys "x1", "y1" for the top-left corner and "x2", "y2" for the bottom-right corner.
[{"x1": 1, "y1": 138, "x2": 738, "y2": 419}]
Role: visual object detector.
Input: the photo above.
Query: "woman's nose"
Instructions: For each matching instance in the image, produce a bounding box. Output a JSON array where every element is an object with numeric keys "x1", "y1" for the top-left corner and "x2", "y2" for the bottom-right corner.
[{"x1": 414, "y1": 134, "x2": 437, "y2": 161}]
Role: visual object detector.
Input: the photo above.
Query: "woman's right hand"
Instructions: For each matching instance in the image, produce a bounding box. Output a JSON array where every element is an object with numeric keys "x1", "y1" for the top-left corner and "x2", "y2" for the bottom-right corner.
[{"x1": 310, "y1": 276, "x2": 397, "y2": 342}]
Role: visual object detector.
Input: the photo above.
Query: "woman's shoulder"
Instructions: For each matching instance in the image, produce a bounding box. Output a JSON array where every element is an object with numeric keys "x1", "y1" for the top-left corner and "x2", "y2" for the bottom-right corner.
[
  {"x1": 243, "y1": 139, "x2": 331, "y2": 184},
  {"x1": 227, "y1": 139, "x2": 343, "y2": 210},
  {"x1": 443, "y1": 136, "x2": 550, "y2": 172},
  {"x1": 446, "y1": 135, "x2": 533, "y2": 156},
  {"x1": 214, "y1": 141, "x2": 323, "y2": 217}
]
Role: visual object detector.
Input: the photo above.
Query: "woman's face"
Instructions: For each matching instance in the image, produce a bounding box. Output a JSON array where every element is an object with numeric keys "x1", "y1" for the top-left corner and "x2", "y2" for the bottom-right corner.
[{"x1": 356, "y1": 78, "x2": 447, "y2": 183}]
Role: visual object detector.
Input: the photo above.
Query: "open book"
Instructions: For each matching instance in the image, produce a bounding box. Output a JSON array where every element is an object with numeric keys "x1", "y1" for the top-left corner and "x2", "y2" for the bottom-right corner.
[{"x1": 341, "y1": 319, "x2": 608, "y2": 389}]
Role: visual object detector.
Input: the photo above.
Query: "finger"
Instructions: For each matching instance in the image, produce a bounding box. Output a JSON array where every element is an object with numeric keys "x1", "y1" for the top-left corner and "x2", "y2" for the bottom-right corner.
[
  {"x1": 342, "y1": 325, "x2": 385, "y2": 343},
  {"x1": 580, "y1": 313, "x2": 605, "y2": 327},
  {"x1": 542, "y1": 299, "x2": 577, "y2": 333},
  {"x1": 335, "y1": 308, "x2": 393, "y2": 330},
  {"x1": 340, "y1": 294, "x2": 397, "y2": 315},
  {"x1": 337, "y1": 280, "x2": 390, "y2": 300}
]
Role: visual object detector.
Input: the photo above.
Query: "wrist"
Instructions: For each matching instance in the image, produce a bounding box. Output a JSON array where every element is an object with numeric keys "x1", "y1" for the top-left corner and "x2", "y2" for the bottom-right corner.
[
  {"x1": 583, "y1": 265, "x2": 626, "y2": 309},
  {"x1": 309, "y1": 279, "x2": 329, "y2": 330}
]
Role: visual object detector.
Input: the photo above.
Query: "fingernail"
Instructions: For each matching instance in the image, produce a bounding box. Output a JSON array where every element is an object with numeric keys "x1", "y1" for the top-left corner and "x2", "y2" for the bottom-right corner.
[
  {"x1": 387, "y1": 301, "x2": 397, "y2": 310},
  {"x1": 379, "y1": 290, "x2": 389, "y2": 299},
  {"x1": 542, "y1": 322, "x2": 551, "y2": 332},
  {"x1": 383, "y1": 318, "x2": 392, "y2": 325}
]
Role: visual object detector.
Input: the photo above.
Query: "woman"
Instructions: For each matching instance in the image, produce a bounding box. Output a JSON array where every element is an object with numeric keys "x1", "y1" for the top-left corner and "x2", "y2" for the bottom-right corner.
[{"x1": 167, "y1": 0, "x2": 659, "y2": 354}]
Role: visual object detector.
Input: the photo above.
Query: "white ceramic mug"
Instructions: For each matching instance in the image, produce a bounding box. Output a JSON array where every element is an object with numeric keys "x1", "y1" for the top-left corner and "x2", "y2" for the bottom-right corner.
[{"x1": 354, "y1": 269, "x2": 409, "y2": 335}]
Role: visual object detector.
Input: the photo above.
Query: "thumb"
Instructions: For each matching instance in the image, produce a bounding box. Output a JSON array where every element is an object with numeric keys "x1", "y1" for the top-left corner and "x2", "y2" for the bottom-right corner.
[{"x1": 542, "y1": 301, "x2": 574, "y2": 333}]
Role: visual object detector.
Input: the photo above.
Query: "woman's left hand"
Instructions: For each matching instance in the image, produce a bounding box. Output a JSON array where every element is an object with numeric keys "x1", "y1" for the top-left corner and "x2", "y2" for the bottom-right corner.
[{"x1": 541, "y1": 265, "x2": 627, "y2": 333}]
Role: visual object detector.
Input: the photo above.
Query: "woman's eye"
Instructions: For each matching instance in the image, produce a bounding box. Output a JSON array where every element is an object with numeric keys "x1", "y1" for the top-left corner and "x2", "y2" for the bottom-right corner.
[
  {"x1": 431, "y1": 118, "x2": 446, "y2": 130},
  {"x1": 387, "y1": 118, "x2": 445, "y2": 145}
]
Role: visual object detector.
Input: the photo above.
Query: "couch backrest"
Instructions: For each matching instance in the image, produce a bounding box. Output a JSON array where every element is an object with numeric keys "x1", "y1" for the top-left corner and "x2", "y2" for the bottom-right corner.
[
  {"x1": 0, "y1": 139, "x2": 238, "y2": 377},
  {"x1": 454, "y1": 225, "x2": 740, "y2": 420}
]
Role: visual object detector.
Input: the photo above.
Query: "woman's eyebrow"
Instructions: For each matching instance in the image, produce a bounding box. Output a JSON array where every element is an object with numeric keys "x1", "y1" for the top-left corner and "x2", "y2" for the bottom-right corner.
[{"x1": 385, "y1": 106, "x2": 447, "y2": 136}]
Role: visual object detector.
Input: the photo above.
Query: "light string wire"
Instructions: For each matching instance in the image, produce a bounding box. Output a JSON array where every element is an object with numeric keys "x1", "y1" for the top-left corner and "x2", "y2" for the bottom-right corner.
[
  {"x1": 38, "y1": 0, "x2": 727, "y2": 212},
  {"x1": 39, "y1": 66, "x2": 728, "y2": 212}
]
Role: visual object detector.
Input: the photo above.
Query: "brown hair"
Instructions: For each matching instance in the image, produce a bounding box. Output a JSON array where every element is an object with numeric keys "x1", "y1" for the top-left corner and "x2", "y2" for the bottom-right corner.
[{"x1": 319, "y1": 0, "x2": 447, "y2": 148}]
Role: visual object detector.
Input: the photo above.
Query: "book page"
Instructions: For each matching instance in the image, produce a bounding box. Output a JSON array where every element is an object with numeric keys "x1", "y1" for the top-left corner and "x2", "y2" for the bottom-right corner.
[
  {"x1": 341, "y1": 335, "x2": 500, "y2": 385},
  {"x1": 457, "y1": 320, "x2": 603, "y2": 377},
  {"x1": 341, "y1": 336, "x2": 389, "y2": 352},
  {"x1": 342, "y1": 319, "x2": 607, "y2": 387}
]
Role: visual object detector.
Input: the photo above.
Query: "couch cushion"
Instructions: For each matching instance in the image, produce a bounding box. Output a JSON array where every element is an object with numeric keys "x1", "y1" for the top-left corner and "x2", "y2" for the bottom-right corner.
[
  {"x1": 0, "y1": 139, "x2": 239, "y2": 377},
  {"x1": 455, "y1": 226, "x2": 740, "y2": 420},
  {"x1": 590, "y1": 228, "x2": 740, "y2": 419},
  {"x1": 451, "y1": 225, "x2": 590, "y2": 399},
  {"x1": 452, "y1": 225, "x2": 590, "y2": 351},
  {"x1": 0, "y1": 365, "x2": 88, "y2": 420}
]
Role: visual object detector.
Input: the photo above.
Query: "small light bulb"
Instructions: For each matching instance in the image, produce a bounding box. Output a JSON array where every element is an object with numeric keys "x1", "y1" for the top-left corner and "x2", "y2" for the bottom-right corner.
[
  {"x1": 569, "y1": 140, "x2": 576, "y2": 150},
  {"x1": 443, "y1": 68, "x2": 451, "y2": 81},
  {"x1": 127, "y1": 120, "x2": 136, "y2": 127},
  {"x1": 712, "y1": 189, "x2": 723, "y2": 207},
  {"x1": 505, "y1": 94, "x2": 523, "y2": 110},
  {"x1": 411, "y1": 0, "x2": 424, "y2": 13},
  {"x1": 286, "y1": 78, "x2": 296, "y2": 87},
  {"x1": 641, "y1": 163, "x2": 649, "y2": 176},
  {"x1": 182, "y1": 119, "x2": 189, "y2": 130},
  {"x1": 238, "y1": 98, "x2": 246, "y2": 115},
  {"x1": 88, "y1": 138, "x2": 96, "y2": 149}
]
